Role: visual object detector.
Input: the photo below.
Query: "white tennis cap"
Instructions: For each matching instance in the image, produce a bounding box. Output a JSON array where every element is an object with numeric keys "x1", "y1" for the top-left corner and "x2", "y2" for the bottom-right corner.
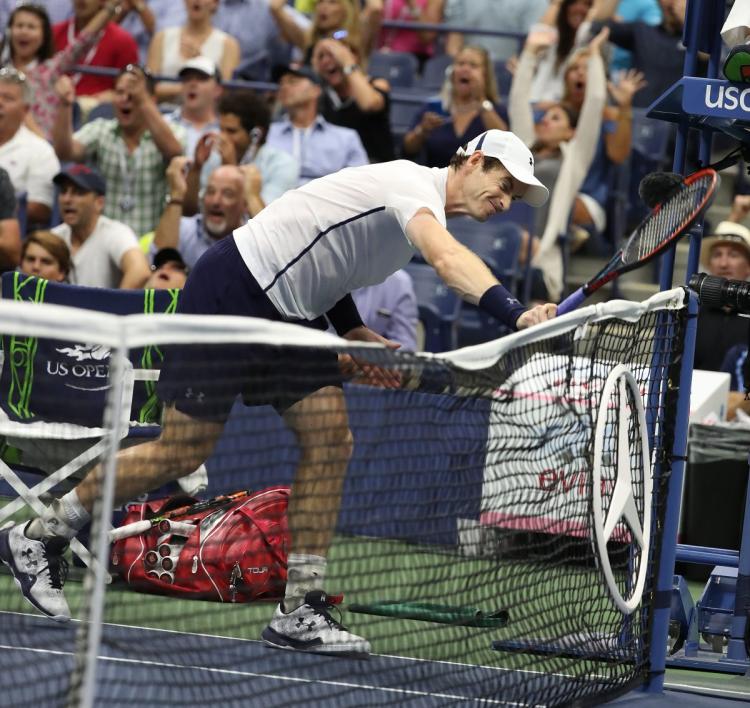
[{"x1": 457, "y1": 130, "x2": 549, "y2": 207}]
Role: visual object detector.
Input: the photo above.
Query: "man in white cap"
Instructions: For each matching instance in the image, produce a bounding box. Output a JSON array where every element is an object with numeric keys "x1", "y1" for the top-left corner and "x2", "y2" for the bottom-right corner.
[
  {"x1": 695, "y1": 219, "x2": 750, "y2": 372},
  {"x1": 166, "y1": 56, "x2": 222, "y2": 158},
  {"x1": 0, "y1": 130, "x2": 554, "y2": 657}
]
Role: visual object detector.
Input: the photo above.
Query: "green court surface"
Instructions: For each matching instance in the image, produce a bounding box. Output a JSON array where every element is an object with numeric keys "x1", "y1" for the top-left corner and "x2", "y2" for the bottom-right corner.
[
  {"x1": 2, "y1": 534, "x2": 615, "y2": 665},
  {"x1": 0, "y1": 511, "x2": 748, "y2": 699}
]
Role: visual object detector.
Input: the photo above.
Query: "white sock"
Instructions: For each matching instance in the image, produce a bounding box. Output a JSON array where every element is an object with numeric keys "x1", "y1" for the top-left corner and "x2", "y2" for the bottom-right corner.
[
  {"x1": 283, "y1": 553, "x2": 327, "y2": 612},
  {"x1": 26, "y1": 490, "x2": 90, "y2": 541}
]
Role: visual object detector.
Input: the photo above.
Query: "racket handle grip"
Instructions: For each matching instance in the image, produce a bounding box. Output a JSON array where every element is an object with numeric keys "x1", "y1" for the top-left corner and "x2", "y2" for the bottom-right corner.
[
  {"x1": 556, "y1": 288, "x2": 587, "y2": 316},
  {"x1": 109, "y1": 519, "x2": 153, "y2": 543}
]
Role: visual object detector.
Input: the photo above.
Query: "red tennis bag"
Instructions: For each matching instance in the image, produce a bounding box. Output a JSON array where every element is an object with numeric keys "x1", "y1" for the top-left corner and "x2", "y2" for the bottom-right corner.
[{"x1": 110, "y1": 486, "x2": 290, "y2": 602}]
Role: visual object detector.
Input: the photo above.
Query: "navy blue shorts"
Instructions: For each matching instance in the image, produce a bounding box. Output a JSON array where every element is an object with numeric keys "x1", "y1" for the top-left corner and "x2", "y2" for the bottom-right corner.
[{"x1": 156, "y1": 235, "x2": 342, "y2": 423}]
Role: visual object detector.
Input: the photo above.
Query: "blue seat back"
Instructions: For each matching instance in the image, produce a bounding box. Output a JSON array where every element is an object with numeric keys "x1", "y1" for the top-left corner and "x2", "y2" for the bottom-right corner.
[
  {"x1": 0, "y1": 273, "x2": 179, "y2": 426},
  {"x1": 404, "y1": 261, "x2": 461, "y2": 352},
  {"x1": 86, "y1": 102, "x2": 114, "y2": 123},
  {"x1": 390, "y1": 100, "x2": 422, "y2": 142},
  {"x1": 445, "y1": 220, "x2": 523, "y2": 347},
  {"x1": 369, "y1": 51, "x2": 418, "y2": 88},
  {"x1": 493, "y1": 60, "x2": 513, "y2": 97},
  {"x1": 448, "y1": 218, "x2": 523, "y2": 291},
  {"x1": 420, "y1": 54, "x2": 452, "y2": 91},
  {"x1": 15, "y1": 191, "x2": 26, "y2": 238}
]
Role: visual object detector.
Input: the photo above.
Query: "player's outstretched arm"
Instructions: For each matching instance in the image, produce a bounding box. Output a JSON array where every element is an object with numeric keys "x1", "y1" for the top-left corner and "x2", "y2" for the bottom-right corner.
[
  {"x1": 406, "y1": 210, "x2": 497, "y2": 302},
  {"x1": 406, "y1": 210, "x2": 557, "y2": 331}
]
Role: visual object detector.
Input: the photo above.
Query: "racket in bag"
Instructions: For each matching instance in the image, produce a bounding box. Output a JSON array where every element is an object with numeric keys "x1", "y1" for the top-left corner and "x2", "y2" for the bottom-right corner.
[{"x1": 110, "y1": 486, "x2": 290, "y2": 602}]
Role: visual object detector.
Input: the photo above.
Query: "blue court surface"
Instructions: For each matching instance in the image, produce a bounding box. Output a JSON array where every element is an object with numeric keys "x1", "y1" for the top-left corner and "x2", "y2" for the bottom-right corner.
[{"x1": 1, "y1": 610, "x2": 748, "y2": 707}]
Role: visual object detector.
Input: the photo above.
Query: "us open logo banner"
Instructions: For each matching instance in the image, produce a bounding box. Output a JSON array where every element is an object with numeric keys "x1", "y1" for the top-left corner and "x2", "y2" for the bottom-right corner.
[{"x1": 47, "y1": 344, "x2": 112, "y2": 392}]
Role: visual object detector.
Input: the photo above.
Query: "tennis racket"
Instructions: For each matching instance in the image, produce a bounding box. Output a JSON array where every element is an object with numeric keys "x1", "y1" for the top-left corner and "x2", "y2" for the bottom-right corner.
[
  {"x1": 556, "y1": 168, "x2": 719, "y2": 316},
  {"x1": 109, "y1": 490, "x2": 251, "y2": 543}
]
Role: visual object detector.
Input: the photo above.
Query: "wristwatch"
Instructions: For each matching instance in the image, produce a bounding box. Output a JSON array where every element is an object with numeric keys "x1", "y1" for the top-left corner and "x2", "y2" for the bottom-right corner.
[
  {"x1": 342, "y1": 64, "x2": 360, "y2": 76},
  {"x1": 481, "y1": 100, "x2": 494, "y2": 112}
]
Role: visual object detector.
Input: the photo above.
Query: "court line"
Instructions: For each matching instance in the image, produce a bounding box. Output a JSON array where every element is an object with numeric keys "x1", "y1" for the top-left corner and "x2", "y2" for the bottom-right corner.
[
  {"x1": 0, "y1": 609, "x2": 610, "y2": 681},
  {"x1": 664, "y1": 681, "x2": 750, "y2": 700},
  {"x1": 0, "y1": 644, "x2": 543, "y2": 707}
]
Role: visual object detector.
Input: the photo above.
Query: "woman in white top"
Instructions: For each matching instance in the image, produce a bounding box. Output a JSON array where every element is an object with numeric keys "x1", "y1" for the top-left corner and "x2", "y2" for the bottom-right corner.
[
  {"x1": 147, "y1": 0, "x2": 239, "y2": 102},
  {"x1": 526, "y1": 0, "x2": 593, "y2": 106},
  {"x1": 509, "y1": 27, "x2": 609, "y2": 301}
]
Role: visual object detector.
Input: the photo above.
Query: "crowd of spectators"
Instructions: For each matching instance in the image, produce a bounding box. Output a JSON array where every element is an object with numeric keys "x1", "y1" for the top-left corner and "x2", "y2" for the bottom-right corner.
[{"x1": 0, "y1": 0, "x2": 741, "y2": 355}]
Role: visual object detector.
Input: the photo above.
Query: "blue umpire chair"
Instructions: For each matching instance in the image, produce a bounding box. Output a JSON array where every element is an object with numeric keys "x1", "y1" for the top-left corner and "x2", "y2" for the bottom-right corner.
[{"x1": 404, "y1": 261, "x2": 462, "y2": 352}]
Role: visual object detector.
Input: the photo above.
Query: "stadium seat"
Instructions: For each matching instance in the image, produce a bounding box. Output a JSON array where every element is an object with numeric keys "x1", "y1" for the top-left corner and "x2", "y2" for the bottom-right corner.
[
  {"x1": 448, "y1": 217, "x2": 523, "y2": 289},
  {"x1": 86, "y1": 101, "x2": 114, "y2": 122},
  {"x1": 0, "y1": 274, "x2": 182, "y2": 567},
  {"x1": 447, "y1": 219, "x2": 524, "y2": 347},
  {"x1": 404, "y1": 261, "x2": 462, "y2": 352},
  {"x1": 420, "y1": 54, "x2": 452, "y2": 91},
  {"x1": 390, "y1": 100, "x2": 422, "y2": 142},
  {"x1": 493, "y1": 60, "x2": 513, "y2": 97},
  {"x1": 369, "y1": 50, "x2": 419, "y2": 88},
  {"x1": 15, "y1": 191, "x2": 26, "y2": 237}
]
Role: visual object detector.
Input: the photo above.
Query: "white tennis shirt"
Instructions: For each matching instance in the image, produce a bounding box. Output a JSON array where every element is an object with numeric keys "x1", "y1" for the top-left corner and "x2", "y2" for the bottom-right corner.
[{"x1": 234, "y1": 160, "x2": 448, "y2": 320}]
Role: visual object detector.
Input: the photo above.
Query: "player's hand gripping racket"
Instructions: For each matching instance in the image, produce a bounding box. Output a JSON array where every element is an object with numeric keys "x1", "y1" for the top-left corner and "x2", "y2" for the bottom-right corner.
[
  {"x1": 556, "y1": 168, "x2": 719, "y2": 316},
  {"x1": 109, "y1": 490, "x2": 251, "y2": 543}
]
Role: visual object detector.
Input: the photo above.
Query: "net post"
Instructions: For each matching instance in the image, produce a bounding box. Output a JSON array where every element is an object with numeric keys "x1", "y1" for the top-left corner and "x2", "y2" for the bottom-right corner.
[
  {"x1": 644, "y1": 290, "x2": 698, "y2": 692},
  {"x1": 67, "y1": 343, "x2": 130, "y2": 708}
]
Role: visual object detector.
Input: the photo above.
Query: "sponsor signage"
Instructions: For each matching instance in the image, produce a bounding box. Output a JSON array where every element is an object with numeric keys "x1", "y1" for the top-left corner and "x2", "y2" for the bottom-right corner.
[{"x1": 682, "y1": 77, "x2": 750, "y2": 119}]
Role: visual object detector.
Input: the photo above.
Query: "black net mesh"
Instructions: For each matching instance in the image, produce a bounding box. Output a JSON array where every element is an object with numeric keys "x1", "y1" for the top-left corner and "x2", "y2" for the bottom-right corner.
[{"x1": 0, "y1": 290, "x2": 688, "y2": 707}]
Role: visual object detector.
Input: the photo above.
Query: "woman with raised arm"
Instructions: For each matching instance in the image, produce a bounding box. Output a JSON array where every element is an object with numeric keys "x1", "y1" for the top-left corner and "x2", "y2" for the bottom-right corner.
[
  {"x1": 509, "y1": 26, "x2": 609, "y2": 301},
  {"x1": 312, "y1": 34, "x2": 395, "y2": 162},
  {"x1": 562, "y1": 50, "x2": 645, "y2": 240},
  {"x1": 147, "y1": 0, "x2": 239, "y2": 103},
  {"x1": 524, "y1": 0, "x2": 595, "y2": 107},
  {"x1": 1, "y1": 2, "x2": 124, "y2": 139},
  {"x1": 270, "y1": 0, "x2": 381, "y2": 63}
]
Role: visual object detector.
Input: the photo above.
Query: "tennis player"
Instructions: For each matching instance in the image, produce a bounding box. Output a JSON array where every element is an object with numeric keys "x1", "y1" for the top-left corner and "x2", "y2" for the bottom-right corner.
[{"x1": 0, "y1": 129, "x2": 555, "y2": 656}]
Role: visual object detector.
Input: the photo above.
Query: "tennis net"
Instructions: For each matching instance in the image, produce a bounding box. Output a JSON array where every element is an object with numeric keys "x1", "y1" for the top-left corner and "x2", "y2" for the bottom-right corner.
[{"x1": 0, "y1": 286, "x2": 690, "y2": 707}]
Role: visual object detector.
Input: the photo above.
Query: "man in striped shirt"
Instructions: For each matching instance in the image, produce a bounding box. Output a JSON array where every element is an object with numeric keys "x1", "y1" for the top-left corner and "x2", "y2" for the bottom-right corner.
[{"x1": 51, "y1": 64, "x2": 185, "y2": 237}]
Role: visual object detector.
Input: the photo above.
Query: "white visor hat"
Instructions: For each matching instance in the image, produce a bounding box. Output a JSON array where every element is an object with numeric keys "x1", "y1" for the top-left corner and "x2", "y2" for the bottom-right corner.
[{"x1": 457, "y1": 130, "x2": 549, "y2": 207}]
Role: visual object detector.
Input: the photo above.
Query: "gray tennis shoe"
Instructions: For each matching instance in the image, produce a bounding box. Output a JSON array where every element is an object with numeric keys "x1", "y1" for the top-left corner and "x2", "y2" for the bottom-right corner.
[
  {"x1": 0, "y1": 521, "x2": 70, "y2": 622},
  {"x1": 261, "y1": 590, "x2": 370, "y2": 657}
]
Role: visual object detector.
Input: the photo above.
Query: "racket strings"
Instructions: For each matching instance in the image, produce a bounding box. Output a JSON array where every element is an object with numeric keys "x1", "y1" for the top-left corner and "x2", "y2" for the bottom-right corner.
[{"x1": 623, "y1": 176, "x2": 714, "y2": 264}]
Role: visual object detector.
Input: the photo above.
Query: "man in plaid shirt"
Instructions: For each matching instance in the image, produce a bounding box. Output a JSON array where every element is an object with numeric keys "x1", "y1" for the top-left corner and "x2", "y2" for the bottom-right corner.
[{"x1": 51, "y1": 65, "x2": 185, "y2": 237}]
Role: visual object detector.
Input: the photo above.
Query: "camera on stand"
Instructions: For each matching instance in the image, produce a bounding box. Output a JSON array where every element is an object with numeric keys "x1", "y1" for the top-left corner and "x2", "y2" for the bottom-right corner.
[
  {"x1": 689, "y1": 271, "x2": 750, "y2": 398},
  {"x1": 688, "y1": 272, "x2": 750, "y2": 314}
]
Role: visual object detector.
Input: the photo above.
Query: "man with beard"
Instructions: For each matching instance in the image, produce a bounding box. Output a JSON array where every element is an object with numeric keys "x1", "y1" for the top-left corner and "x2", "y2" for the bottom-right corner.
[{"x1": 152, "y1": 157, "x2": 248, "y2": 269}]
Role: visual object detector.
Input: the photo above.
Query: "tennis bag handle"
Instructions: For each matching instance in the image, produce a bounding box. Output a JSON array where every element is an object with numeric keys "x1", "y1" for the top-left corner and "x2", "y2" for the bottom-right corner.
[{"x1": 111, "y1": 486, "x2": 290, "y2": 602}]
